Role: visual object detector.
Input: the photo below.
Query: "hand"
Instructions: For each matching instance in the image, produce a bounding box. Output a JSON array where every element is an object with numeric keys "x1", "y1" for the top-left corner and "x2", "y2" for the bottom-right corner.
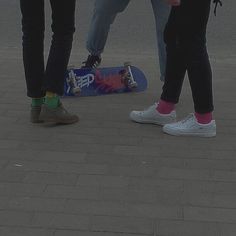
[{"x1": 166, "y1": 0, "x2": 181, "y2": 6}]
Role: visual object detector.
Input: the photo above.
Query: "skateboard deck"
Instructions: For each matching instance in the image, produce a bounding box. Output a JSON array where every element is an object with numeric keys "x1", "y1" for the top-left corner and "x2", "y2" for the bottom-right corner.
[{"x1": 64, "y1": 63, "x2": 147, "y2": 97}]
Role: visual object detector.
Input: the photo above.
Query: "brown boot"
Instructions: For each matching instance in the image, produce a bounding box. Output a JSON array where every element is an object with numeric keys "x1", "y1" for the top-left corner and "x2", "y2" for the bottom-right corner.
[
  {"x1": 30, "y1": 106, "x2": 44, "y2": 123},
  {"x1": 39, "y1": 103, "x2": 79, "y2": 124}
]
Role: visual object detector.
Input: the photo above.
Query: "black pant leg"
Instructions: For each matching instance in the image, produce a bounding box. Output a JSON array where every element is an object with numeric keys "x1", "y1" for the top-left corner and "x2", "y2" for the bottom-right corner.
[
  {"x1": 184, "y1": 0, "x2": 213, "y2": 113},
  {"x1": 161, "y1": 0, "x2": 213, "y2": 113},
  {"x1": 44, "y1": 0, "x2": 76, "y2": 95},
  {"x1": 161, "y1": 6, "x2": 187, "y2": 104},
  {"x1": 20, "y1": 0, "x2": 45, "y2": 98}
]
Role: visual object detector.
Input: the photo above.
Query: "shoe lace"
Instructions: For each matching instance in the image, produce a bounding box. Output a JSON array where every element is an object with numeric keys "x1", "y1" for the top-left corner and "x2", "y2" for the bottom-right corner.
[
  {"x1": 82, "y1": 55, "x2": 101, "y2": 68},
  {"x1": 213, "y1": 0, "x2": 222, "y2": 16}
]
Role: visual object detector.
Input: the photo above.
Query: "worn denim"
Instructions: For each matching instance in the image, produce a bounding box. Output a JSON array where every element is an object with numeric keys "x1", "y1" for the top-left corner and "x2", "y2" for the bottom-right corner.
[{"x1": 86, "y1": 0, "x2": 170, "y2": 81}]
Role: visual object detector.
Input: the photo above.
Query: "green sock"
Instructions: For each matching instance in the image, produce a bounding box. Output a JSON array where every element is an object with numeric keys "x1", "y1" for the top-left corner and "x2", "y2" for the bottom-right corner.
[
  {"x1": 44, "y1": 92, "x2": 59, "y2": 109},
  {"x1": 31, "y1": 98, "x2": 44, "y2": 107}
]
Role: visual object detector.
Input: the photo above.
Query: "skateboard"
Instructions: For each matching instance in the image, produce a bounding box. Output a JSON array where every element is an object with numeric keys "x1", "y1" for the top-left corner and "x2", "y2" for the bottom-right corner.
[{"x1": 64, "y1": 62, "x2": 147, "y2": 97}]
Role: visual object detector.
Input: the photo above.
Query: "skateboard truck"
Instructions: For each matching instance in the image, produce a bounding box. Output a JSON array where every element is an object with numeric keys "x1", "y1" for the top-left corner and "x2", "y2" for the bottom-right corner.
[
  {"x1": 67, "y1": 66, "x2": 81, "y2": 95},
  {"x1": 120, "y1": 62, "x2": 138, "y2": 89}
]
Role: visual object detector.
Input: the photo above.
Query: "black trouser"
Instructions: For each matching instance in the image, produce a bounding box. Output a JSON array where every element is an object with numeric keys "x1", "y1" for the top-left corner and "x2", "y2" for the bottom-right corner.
[
  {"x1": 161, "y1": 0, "x2": 213, "y2": 114},
  {"x1": 20, "y1": 0, "x2": 76, "y2": 98}
]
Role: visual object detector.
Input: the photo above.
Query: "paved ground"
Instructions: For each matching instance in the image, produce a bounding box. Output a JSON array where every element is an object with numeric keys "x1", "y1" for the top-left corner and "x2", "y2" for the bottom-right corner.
[{"x1": 0, "y1": 0, "x2": 236, "y2": 236}]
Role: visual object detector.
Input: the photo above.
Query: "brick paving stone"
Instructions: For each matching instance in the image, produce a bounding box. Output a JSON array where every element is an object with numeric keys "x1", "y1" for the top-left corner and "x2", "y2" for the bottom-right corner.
[
  {"x1": 54, "y1": 230, "x2": 149, "y2": 236},
  {"x1": 0, "y1": 171, "x2": 27, "y2": 183},
  {"x1": 0, "y1": 210, "x2": 33, "y2": 226},
  {"x1": 125, "y1": 203, "x2": 183, "y2": 220},
  {"x1": 184, "y1": 207, "x2": 236, "y2": 223},
  {"x1": 219, "y1": 223, "x2": 236, "y2": 236},
  {"x1": 0, "y1": 140, "x2": 21, "y2": 149},
  {"x1": 0, "y1": 183, "x2": 45, "y2": 197},
  {"x1": 91, "y1": 215, "x2": 154, "y2": 234},
  {"x1": 64, "y1": 199, "x2": 126, "y2": 216},
  {"x1": 77, "y1": 175, "x2": 130, "y2": 187},
  {"x1": 0, "y1": 196, "x2": 66, "y2": 212},
  {"x1": 43, "y1": 185, "x2": 100, "y2": 200},
  {"x1": 158, "y1": 220, "x2": 221, "y2": 236},
  {"x1": 85, "y1": 153, "x2": 135, "y2": 165},
  {"x1": 0, "y1": 226, "x2": 54, "y2": 236},
  {"x1": 0, "y1": 159, "x2": 8, "y2": 169},
  {"x1": 32, "y1": 213, "x2": 89, "y2": 230},
  {"x1": 23, "y1": 172, "x2": 78, "y2": 185},
  {"x1": 100, "y1": 186, "x2": 159, "y2": 204},
  {"x1": 6, "y1": 160, "x2": 108, "y2": 175},
  {"x1": 182, "y1": 191, "x2": 236, "y2": 208},
  {"x1": 184, "y1": 180, "x2": 236, "y2": 194}
]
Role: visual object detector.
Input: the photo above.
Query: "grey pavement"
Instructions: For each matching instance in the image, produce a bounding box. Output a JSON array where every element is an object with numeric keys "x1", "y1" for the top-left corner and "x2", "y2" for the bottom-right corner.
[{"x1": 0, "y1": 0, "x2": 236, "y2": 236}]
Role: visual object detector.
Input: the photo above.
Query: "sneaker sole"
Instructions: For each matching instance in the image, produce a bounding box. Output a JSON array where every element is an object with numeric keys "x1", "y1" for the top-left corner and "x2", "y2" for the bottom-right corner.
[
  {"x1": 130, "y1": 118, "x2": 165, "y2": 126},
  {"x1": 39, "y1": 116, "x2": 79, "y2": 124},
  {"x1": 130, "y1": 114, "x2": 175, "y2": 126},
  {"x1": 163, "y1": 127, "x2": 216, "y2": 137}
]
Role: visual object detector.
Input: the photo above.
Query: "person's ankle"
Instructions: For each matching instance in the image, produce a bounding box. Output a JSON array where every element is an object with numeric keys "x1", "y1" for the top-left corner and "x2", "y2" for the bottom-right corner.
[
  {"x1": 44, "y1": 91, "x2": 60, "y2": 109},
  {"x1": 195, "y1": 112, "x2": 213, "y2": 124},
  {"x1": 31, "y1": 97, "x2": 44, "y2": 107},
  {"x1": 156, "y1": 99, "x2": 175, "y2": 114}
]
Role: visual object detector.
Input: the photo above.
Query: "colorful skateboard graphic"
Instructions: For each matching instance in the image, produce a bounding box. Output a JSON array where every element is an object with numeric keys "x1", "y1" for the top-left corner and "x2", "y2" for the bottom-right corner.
[{"x1": 64, "y1": 62, "x2": 147, "y2": 97}]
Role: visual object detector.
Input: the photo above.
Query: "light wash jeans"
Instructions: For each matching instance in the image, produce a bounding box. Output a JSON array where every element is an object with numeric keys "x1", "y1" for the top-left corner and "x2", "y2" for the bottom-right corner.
[{"x1": 86, "y1": 0, "x2": 170, "y2": 81}]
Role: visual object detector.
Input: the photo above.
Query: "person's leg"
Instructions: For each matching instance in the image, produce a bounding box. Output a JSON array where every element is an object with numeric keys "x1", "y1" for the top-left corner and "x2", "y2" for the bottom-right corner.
[
  {"x1": 162, "y1": 0, "x2": 216, "y2": 137},
  {"x1": 151, "y1": 0, "x2": 170, "y2": 81},
  {"x1": 86, "y1": 0, "x2": 130, "y2": 56},
  {"x1": 44, "y1": 0, "x2": 76, "y2": 96},
  {"x1": 39, "y1": 0, "x2": 78, "y2": 124},
  {"x1": 20, "y1": 0, "x2": 45, "y2": 123},
  {"x1": 183, "y1": 0, "x2": 213, "y2": 115},
  {"x1": 20, "y1": 0, "x2": 45, "y2": 98},
  {"x1": 160, "y1": 6, "x2": 187, "y2": 105},
  {"x1": 129, "y1": 7, "x2": 181, "y2": 126},
  {"x1": 163, "y1": 0, "x2": 213, "y2": 114}
]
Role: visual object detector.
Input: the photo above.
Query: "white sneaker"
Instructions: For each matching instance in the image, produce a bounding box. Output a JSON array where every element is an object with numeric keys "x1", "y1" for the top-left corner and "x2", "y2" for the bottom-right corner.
[
  {"x1": 163, "y1": 113, "x2": 216, "y2": 137},
  {"x1": 129, "y1": 103, "x2": 176, "y2": 126}
]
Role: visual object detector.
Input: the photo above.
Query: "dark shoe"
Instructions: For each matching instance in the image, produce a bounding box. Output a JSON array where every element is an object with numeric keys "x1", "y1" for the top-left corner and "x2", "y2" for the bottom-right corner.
[
  {"x1": 30, "y1": 106, "x2": 44, "y2": 123},
  {"x1": 39, "y1": 103, "x2": 79, "y2": 124},
  {"x1": 82, "y1": 54, "x2": 101, "y2": 68}
]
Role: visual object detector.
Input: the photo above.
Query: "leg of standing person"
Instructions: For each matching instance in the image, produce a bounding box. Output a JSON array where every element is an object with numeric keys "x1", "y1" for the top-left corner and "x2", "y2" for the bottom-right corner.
[
  {"x1": 20, "y1": 0, "x2": 78, "y2": 124},
  {"x1": 44, "y1": 0, "x2": 76, "y2": 96},
  {"x1": 82, "y1": 0, "x2": 130, "y2": 68},
  {"x1": 20, "y1": 0, "x2": 45, "y2": 99},
  {"x1": 161, "y1": 0, "x2": 215, "y2": 137},
  {"x1": 130, "y1": 0, "x2": 216, "y2": 137},
  {"x1": 20, "y1": 0, "x2": 46, "y2": 123},
  {"x1": 40, "y1": 0, "x2": 78, "y2": 124},
  {"x1": 151, "y1": 0, "x2": 170, "y2": 81}
]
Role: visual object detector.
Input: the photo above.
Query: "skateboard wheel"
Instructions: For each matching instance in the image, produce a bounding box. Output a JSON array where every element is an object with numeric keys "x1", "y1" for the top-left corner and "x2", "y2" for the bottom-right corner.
[
  {"x1": 129, "y1": 82, "x2": 138, "y2": 89},
  {"x1": 72, "y1": 87, "x2": 81, "y2": 95},
  {"x1": 124, "y1": 61, "x2": 132, "y2": 67}
]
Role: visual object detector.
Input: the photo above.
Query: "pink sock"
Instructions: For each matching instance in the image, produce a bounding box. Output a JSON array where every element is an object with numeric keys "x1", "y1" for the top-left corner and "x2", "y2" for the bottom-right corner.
[
  {"x1": 156, "y1": 99, "x2": 175, "y2": 114},
  {"x1": 195, "y1": 112, "x2": 213, "y2": 124}
]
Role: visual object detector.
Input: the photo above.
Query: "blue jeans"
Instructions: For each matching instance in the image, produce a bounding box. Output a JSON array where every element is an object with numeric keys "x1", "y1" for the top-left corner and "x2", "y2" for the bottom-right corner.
[
  {"x1": 20, "y1": 0, "x2": 76, "y2": 97},
  {"x1": 86, "y1": 0, "x2": 170, "y2": 81}
]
